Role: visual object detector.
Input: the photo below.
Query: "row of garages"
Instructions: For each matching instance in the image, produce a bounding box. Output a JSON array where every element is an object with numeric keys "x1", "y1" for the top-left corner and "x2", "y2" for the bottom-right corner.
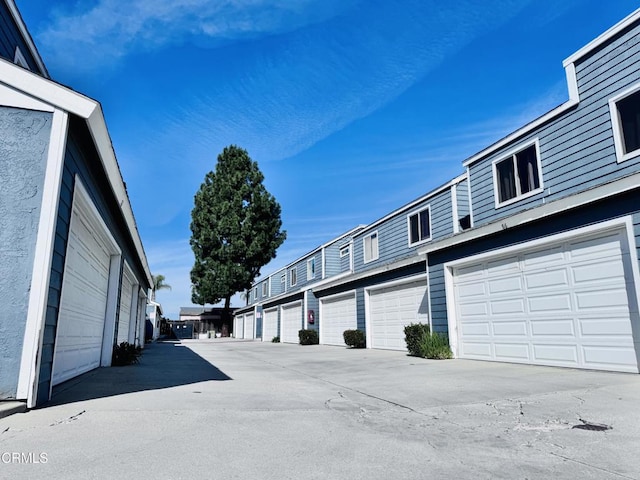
[
  {"x1": 235, "y1": 276, "x2": 430, "y2": 351},
  {"x1": 235, "y1": 222, "x2": 640, "y2": 374}
]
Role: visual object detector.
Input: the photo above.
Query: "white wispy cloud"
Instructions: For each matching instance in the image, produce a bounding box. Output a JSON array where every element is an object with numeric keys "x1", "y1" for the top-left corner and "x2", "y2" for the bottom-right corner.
[{"x1": 37, "y1": 0, "x2": 357, "y2": 71}]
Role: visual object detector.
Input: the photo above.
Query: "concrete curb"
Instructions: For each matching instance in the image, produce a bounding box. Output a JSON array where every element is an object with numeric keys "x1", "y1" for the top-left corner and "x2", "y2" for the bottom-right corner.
[{"x1": 0, "y1": 401, "x2": 27, "y2": 419}]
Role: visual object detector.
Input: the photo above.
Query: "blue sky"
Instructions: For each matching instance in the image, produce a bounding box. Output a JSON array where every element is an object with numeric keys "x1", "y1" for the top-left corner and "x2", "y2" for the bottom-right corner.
[{"x1": 17, "y1": 0, "x2": 637, "y2": 318}]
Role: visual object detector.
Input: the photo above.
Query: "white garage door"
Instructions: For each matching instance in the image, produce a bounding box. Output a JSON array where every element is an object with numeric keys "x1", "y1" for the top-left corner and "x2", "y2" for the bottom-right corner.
[
  {"x1": 263, "y1": 307, "x2": 278, "y2": 342},
  {"x1": 117, "y1": 269, "x2": 133, "y2": 344},
  {"x1": 52, "y1": 206, "x2": 111, "y2": 386},
  {"x1": 281, "y1": 301, "x2": 302, "y2": 344},
  {"x1": 320, "y1": 293, "x2": 356, "y2": 346},
  {"x1": 453, "y1": 229, "x2": 639, "y2": 373},
  {"x1": 244, "y1": 313, "x2": 255, "y2": 339},
  {"x1": 368, "y1": 279, "x2": 429, "y2": 350},
  {"x1": 234, "y1": 316, "x2": 244, "y2": 338}
]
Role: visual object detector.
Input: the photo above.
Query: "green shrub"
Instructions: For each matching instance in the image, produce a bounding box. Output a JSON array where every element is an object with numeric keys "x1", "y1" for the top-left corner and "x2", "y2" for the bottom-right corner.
[
  {"x1": 272, "y1": 336, "x2": 280, "y2": 343},
  {"x1": 298, "y1": 329, "x2": 319, "y2": 345},
  {"x1": 343, "y1": 329, "x2": 366, "y2": 348},
  {"x1": 418, "y1": 332, "x2": 452, "y2": 359},
  {"x1": 404, "y1": 323, "x2": 431, "y2": 356},
  {"x1": 404, "y1": 323, "x2": 452, "y2": 359},
  {"x1": 112, "y1": 342, "x2": 142, "y2": 366}
]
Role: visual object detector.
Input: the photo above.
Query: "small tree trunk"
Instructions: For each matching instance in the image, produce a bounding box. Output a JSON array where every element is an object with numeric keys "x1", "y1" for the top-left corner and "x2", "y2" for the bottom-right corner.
[{"x1": 223, "y1": 295, "x2": 231, "y2": 328}]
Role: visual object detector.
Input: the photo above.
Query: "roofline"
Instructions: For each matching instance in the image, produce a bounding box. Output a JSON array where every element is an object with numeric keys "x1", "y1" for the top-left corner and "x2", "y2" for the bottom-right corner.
[
  {"x1": 0, "y1": 58, "x2": 152, "y2": 287},
  {"x1": 563, "y1": 7, "x2": 640, "y2": 66},
  {"x1": 255, "y1": 224, "x2": 368, "y2": 284},
  {"x1": 463, "y1": 8, "x2": 640, "y2": 169},
  {"x1": 355, "y1": 172, "x2": 467, "y2": 236},
  {"x1": 5, "y1": 0, "x2": 49, "y2": 78}
]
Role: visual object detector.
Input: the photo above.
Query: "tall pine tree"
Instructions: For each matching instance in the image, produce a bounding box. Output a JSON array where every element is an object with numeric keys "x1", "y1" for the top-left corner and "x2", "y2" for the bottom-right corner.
[{"x1": 190, "y1": 145, "x2": 286, "y2": 321}]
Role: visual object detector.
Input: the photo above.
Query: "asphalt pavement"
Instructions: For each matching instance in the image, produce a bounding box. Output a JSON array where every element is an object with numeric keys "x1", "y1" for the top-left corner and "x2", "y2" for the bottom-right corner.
[{"x1": 0, "y1": 339, "x2": 639, "y2": 479}]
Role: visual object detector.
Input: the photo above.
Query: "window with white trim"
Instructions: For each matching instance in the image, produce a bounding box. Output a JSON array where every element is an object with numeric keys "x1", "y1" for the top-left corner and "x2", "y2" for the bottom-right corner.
[
  {"x1": 408, "y1": 207, "x2": 431, "y2": 245},
  {"x1": 307, "y1": 257, "x2": 315, "y2": 280},
  {"x1": 254, "y1": 287, "x2": 258, "y2": 300},
  {"x1": 289, "y1": 267, "x2": 297, "y2": 287},
  {"x1": 493, "y1": 142, "x2": 542, "y2": 206},
  {"x1": 262, "y1": 281, "x2": 269, "y2": 297},
  {"x1": 280, "y1": 273, "x2": 286, "y2": 291},
  {"x1": 339, "y1": 245, "x2": 350, "y2": 258},
  {"x1": 610, "y1": 84, "x2": 640, "y2": 162},
  {"x1": 363, "y1": 232, "x2": 379, "y2": 263}
]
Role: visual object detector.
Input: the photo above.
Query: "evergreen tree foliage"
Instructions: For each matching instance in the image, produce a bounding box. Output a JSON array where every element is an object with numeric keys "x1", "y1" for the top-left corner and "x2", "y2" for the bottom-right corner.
[{"x1": 190, "y1": 145, "x2": 286, "y2": 311}]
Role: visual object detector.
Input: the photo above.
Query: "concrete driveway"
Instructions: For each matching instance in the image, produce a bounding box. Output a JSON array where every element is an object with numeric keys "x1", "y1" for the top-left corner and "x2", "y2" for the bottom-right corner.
[{"x1": 1, "y1": 340, "x2": 639, "y2": 479}]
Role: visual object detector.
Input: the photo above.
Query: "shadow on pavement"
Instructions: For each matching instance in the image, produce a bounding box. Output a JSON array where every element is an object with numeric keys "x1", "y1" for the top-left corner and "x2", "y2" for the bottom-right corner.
[{"x1": 46, "y1": 341, "x2": 231, "y2": 406}]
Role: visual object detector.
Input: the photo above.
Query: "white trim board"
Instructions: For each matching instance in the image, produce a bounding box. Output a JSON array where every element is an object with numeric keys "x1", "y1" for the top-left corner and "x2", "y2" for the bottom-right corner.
[
  {"x1": 0, "y1": 59, "x2": 152, "y2": 288},
  {"x1": 17, "y1": 109, "x2": 68, "y2": 406}
]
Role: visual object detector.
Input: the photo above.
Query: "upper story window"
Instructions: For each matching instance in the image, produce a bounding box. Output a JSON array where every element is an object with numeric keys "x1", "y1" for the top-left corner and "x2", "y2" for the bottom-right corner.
[
  {"x1": 13, "y1": 47, "x2": 29, "y2": 69},
  {"x1": 280, "y1": 273, "x2": 286, "y2": 291},
  {"x1": 610, "y1": 83, "x2": 640, "y2": 163},
  {"x1": 307, "y1": 257, "x2": 315, "y2": 280},
  {"x1": 289, "y1": 267, "x2": 297, "y2": 287},
  {"x1": 254, "y1": 287, "x2": 258, "y2": 300},
  {"x1": 363, "y1": 232, "x2": 379, "y2": 263},
  {"x1": 262, "y1": 281, "x2": 269, "y2": 297},
  {"x1": 408, "y1": 207, "x2": 431, "y2": 246},
  {"x1": 339, "y1": 245, "x2": 350, "y2": 258},
  {"x1": 492, "y1": 141, "x2": 542, "y2": 207}
]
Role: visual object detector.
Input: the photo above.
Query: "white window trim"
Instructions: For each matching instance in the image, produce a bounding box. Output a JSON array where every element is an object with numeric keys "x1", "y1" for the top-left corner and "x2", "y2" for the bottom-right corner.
[
  {"x1": 307, "y1": 257, "x2": 315, "y2": 280},
  {"x1": 406, "y1": 205, "x2": 432, "y2": 247},
  {"x1": 13, "y1": 46, "x2": 29, "y2": 69},
  {"x1": 363, "y1": 231, "x2": 379, "y2": 264},
  {"x1": 262, "y1": 281, "x2": 269, "y2": 297},
  {"x1": 609, "y1": 82, "x2": 640, "y2": 163},
  {"x1": 491, "y1": 138, "x2": 543, "y2": 209},
  {"x1": 254, "y1": 287, "x2": 258, "y2": 300},
  {"x1": 289, "y1": 267, "x2": 297, "y2": 287},
  {"x1": 339, "y1": 245, "x2": 350, "y2": 258}
]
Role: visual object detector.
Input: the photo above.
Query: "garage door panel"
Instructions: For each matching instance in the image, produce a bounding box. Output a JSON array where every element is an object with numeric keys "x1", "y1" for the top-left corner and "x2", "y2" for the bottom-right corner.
[
  {"x1": 463, "y1": 342, "x2": 492, "y2": 358},
  {"x1": 523, "y1": 245, "x2": 565, "y2": 267},
  {"x1": 532, "y1": 344, "x2": 577, "y2": 363},
  {"x1": 488, "y1": 276, "x2": 523, "y2": 295},
  {"x1": 525, "y1": 269, "x2": 568, "y2": 290},
  {"x1": 583, "y1": 346, "x2": 637, "y2": 369},
  {"x1": 492, "y1": 321, "x2": 527, "y2": 336},
  {"x1": 244, "y1": 313, "x2": 255, "y2": 339},
  {"x1": 53, "y1": 208, "x2": 111, "y2": 386},
  {"x1": 454, "y1": 228, "x2": 639, "y2": 373},
  {"x1": 369, "y1": 279, "x2": 428, "y2": 350},
  {"x1": 263, "y1": 308, "x2": 278, "y2": 341},
  {"x1": 530, "y1": 318, "x2": 575, "y2": 336},
  {"x1": 281, "y1": 302, "x2": 302, "y2": 344},
  {"x1": 528, "y1": 294, "x2": 572, "y2": 313},
  {"x1": 320, "y1": 293, "x2": 356, "y2": 346},
  {"x1": 495, "y1": 343, "x2": 530, "y2": 361},
  {"x1": 491, "y1": 298, "x2": 525, "y2": 315}
]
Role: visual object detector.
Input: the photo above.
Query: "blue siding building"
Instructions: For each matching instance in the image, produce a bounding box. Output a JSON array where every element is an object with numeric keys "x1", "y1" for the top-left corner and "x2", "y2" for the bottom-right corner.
[
  {"x1": 420, "y1": 8, "x2": 640, "y2": 373},
  {"x1": 0, "y1": 0, "x2": 152, "y2": 407}
]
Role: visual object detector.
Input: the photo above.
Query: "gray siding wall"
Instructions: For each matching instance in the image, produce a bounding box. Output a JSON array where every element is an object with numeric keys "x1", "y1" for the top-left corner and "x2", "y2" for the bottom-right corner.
[
  {"x1": 324, "y1": 244, "x2": 342, "y2": 277},
  {"x1": 37, "y1": 116, "x2": 150, "y2": 405},
  {"x1": 456, "y1": 179, "x2": 470, "y2": 221},
  {"x1": 470, "y1": 25, "x2": 640, "y2": 227},
  {"x1": 353, "y1": 189, "x2": 453, "y2": 273},
  {"x1": 0, "y1": 107, "x2": 51, "y2": 399},
  {"x1": 0, "y1": 3, "x2": 43, "y2": 74},
  {"x1": 306, "y1": 291, "x2": 319, "y2": 331}
]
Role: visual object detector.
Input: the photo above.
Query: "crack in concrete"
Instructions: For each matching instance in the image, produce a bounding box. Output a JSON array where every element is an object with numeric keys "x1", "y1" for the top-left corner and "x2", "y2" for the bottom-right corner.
[
  {"x1": 49, "y1": 410, "x2": 86, "y2": 427},
  {"x1": 549, "y1": 452, "x2": 637, "y2": 479}
]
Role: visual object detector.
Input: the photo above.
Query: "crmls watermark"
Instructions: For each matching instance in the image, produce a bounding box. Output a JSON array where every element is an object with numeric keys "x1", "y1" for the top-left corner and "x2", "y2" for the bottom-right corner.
[{"x1": 0, "y1": 452, "x2": 48, "y2": 464}]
